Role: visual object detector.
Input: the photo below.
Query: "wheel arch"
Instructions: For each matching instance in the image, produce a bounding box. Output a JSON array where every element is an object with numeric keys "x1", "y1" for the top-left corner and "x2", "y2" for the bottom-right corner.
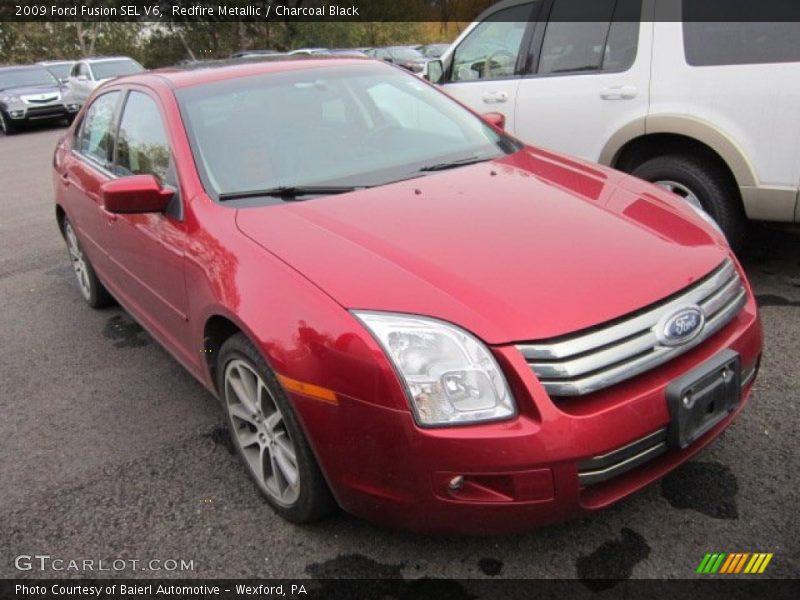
[
  {"x1": 55, "y1": 204, "x2": 67, "y2": 238},
  {"x1": 202, "y1": 312, "x2": 248, "y2": 395},
  {"x1": 600, "y1": 115, "x2": 758, "y2": 188}
]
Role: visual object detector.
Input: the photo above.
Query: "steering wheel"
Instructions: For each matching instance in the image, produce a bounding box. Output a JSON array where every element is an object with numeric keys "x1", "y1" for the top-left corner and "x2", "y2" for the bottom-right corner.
[{"x1": 483, "y1": 49, "x2": 516, "y2": 79}]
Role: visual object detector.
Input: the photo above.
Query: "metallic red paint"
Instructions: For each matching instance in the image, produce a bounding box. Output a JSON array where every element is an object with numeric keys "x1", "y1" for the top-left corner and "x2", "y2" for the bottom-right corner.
[{"x1": 53, "y1": 59, "x2": 763, "y2": 534}]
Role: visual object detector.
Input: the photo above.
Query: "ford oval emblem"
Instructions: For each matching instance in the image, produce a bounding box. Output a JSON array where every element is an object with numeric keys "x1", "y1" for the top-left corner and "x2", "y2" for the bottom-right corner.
[{"x1": 659, "y1": 306, "x2": 705, "y2": 346}]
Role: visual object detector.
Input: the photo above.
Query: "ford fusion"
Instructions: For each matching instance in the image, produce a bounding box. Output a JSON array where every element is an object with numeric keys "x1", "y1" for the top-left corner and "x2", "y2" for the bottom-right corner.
[{"x1": 52, "y1": 58, "x2": 762, "y2": 533}]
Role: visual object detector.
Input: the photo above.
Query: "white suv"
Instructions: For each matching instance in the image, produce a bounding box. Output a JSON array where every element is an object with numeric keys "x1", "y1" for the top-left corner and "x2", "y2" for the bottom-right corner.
[
  {"x1": 427, "y1": 0, "x2": 800, "y2": 249},
  {"x1": 67, "y1": 56, "x2": 144, "y2": 106}
]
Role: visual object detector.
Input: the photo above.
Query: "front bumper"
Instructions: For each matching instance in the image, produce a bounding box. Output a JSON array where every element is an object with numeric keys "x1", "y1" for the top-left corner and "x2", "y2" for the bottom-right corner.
[
  {"x1": 291, "y1": 292, "x2": 762, "y2": 534},
  {"x1": 4, "y1": 102, "x2": 78, "y2": 123}
]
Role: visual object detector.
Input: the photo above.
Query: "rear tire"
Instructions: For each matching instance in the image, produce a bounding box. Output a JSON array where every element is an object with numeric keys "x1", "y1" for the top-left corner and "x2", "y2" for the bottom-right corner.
[
  {"x1": 63, "y1": 218, "x2": 114, "y2": 308},
  {"x1": 217, "y1": 333, "x2": 336, "y2": 523},
  {"x1": 631, "y1": 154, "x2": 747, "y2": 252}
]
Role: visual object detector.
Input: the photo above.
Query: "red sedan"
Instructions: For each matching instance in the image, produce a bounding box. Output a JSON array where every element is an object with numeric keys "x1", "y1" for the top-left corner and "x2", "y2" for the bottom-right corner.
[{"x1": 53, "y1": 57, "x2": 762, "y2": 534}]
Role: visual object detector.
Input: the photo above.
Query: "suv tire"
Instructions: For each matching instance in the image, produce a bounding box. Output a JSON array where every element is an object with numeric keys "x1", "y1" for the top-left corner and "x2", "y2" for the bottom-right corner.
[{"x1": 632, "y1": 154, "x2": 746, "y2": 251}]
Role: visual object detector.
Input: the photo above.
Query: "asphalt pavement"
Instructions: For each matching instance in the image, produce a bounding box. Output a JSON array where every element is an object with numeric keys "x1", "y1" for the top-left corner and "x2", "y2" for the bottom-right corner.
[{"x1": 1, "y1": 124, "x2": 797, "y2": 585}]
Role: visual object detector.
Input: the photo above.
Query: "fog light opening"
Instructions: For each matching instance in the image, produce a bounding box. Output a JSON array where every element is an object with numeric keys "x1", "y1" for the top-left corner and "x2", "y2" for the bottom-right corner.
[{"x1": 448, "y1": 476, "x2": 464, "y2": 492}]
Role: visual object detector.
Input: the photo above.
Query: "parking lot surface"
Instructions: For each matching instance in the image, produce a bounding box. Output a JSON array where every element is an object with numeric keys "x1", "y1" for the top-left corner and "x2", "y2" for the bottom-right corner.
[{"x1": 1, "y1": 125, "x2": 797, "y2": 583}]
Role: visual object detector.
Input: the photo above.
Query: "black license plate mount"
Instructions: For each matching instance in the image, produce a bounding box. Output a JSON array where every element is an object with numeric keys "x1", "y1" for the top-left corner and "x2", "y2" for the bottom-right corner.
[{"x1": 666, "y1": 349, "x2": 741, "y2": 449}]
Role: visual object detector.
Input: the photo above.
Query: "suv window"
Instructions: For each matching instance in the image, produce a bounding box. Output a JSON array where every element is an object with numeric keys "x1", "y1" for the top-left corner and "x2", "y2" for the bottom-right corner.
[
  {"x1": 78, "y1": 63, "x2": 91, "y2": 79},
  {"x1": 114, "y1": 91, "x2": 172, "y2": 183},
  {"x1": 683, "y1": 22, "x2": 800, "y2": 67},
  {"x1": 538, "y1": 0, "x2": 640, "y2": 75},
  {"x1": 451, "y1": 2, "x2": 536, "y2": 82},
  {"x1": 76, "y1": 92, "x2": 120, "y2": 166}
]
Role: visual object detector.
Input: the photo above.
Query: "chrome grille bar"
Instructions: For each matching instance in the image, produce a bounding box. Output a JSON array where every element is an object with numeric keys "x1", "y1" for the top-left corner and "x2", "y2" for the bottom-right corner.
[{"x1": 517, "y1": 259, "x2": 747, "y2": 397}]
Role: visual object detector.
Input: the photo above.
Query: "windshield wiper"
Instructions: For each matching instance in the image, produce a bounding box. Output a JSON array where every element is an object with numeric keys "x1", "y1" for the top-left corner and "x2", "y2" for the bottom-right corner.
[
  {"x1": 219, "y1": 185, "x2": 364, "y2": 201},
  {"x1": 418, "y1": 156, "x2": 491, "y2": 172}
]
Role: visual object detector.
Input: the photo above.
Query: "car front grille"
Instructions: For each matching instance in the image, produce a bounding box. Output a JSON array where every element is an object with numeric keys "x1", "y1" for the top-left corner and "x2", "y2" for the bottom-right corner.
[
  {"x1": 25, "y1": 105, "x2": 66, "y2": 120},
  {"x1": 516, "y1": 258, "x2": 746, "y2": 397}
]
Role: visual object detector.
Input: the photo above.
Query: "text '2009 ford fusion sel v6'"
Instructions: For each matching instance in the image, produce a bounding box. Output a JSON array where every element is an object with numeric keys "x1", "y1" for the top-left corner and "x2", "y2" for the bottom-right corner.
[{"x1": 52, "y1": 57, "x2": 762, "y2": 534}]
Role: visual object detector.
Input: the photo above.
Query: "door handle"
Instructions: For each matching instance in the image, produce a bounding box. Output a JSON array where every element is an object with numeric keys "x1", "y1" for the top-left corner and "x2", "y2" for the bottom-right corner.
[
  {"x1": 482, "y1": 91, "x2": 509, "y2": 104},
  {"x1": 600, "y1": 85, "x2": 638, "y2": 100}
]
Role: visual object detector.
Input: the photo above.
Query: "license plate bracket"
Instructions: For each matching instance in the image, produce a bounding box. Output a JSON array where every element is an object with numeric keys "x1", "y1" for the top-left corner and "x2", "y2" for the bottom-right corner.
[{"x1": 666, "y1": 349, "x2": 741, "y2": 449}]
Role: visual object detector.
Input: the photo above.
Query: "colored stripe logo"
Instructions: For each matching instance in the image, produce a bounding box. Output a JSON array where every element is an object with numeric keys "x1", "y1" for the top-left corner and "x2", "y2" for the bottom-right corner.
[{"x1": 697, "y1": 553, "x2": 773, "y2": 574}]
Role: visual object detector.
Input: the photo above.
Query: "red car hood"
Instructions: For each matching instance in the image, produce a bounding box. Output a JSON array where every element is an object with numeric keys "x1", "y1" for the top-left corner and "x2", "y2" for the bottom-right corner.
[{"x1": 236, "y1": 148, "x2": 729, "y2": 344}]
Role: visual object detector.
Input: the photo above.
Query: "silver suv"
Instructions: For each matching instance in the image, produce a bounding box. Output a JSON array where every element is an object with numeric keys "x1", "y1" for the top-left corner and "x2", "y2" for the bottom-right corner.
[
  {"x1": 67, "y1": 56, "x2": 144, "y2": 106},
  {"x1": 0, "y1": 64, "x2": 80, "y2": 134}
]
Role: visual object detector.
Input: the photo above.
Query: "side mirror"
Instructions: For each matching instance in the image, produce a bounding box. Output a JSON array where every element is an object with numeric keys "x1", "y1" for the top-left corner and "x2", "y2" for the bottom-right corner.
[
  {"x1": 101, "y1": 175, "x2": 174, "y2": 214},
  {"x1": 424, "y1": 59, "x2": 444, "y2": 84},
  {"x1": 482, "y1": 112, "x2": 506, "y2": 131}
]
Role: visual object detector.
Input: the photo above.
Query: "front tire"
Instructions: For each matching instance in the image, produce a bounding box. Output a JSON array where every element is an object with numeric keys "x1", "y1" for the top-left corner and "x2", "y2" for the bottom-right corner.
[
  {"x1": 63, "y1": 218, "x2": 114, "y2": 308},
  {"x1": 217, "y1": 333, "x2": 335, "y2": 523},
  {"x1": 0, "y1": 111, "x2": 17, "y2": 135},
  {"x1": 631, "y1": 154, "x2": 747, "y2": 252}
]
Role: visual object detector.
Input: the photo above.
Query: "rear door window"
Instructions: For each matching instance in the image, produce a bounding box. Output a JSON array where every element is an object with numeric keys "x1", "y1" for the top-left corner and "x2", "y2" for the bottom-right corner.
[{"x1": 537, "y1": 0, "x2": 640, "y2": 75}]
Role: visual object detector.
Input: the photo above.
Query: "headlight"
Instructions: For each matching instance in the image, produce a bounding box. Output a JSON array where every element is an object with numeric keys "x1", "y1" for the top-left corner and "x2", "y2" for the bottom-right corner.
[
  {"x1": 354, "y1": 311, "x2": 516, "y2": 427},
  {"x1": 1, "y1": 94, "x2": 20, "y2": 104}
]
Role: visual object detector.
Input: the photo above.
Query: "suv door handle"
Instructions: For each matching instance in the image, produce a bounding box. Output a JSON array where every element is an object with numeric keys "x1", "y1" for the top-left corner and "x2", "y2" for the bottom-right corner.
[
  {"x1": 482, "y1": 91, "x2": 509, "y2": 104},
  {"x1": 600, "y1": 85, "x2": 638, "y2": 100}
]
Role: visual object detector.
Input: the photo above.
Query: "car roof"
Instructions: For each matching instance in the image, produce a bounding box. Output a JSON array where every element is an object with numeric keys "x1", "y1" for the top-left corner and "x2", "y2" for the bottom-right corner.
[
  {"x1": 38, "y1": 60, "x2": 76, "y2": 66},
  {"x1": 116, "y1": 55, "x2": 375, "y2": 90},
  {"x1": 0, "y1": 64, "x2": 50, "y2": 72},
  {"x1": 80, "y1": 56, "x2": 138, "y2": 64}
]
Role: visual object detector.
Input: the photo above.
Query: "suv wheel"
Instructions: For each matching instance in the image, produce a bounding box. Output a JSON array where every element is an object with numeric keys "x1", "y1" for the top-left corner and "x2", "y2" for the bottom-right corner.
[
  {"x1": 217, "y1": 333, "x2": 336, "y2": 523},
  {"x1": 632, "y1": 154, "x2": 746, "y2": 251},
  {"x1": 63, "y1": 218, "x2": 114, "y2": 308},
  {"x1": 0, "y1": 112, "x2": 16, "y2": 135}
]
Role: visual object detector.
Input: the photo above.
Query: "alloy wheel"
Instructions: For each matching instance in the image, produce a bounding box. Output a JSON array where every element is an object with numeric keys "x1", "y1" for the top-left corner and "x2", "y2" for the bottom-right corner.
[
  {"x1": 654, "y1": 179, "x2": 704, "y2": 212},
  {"x1": 64, "y1": 222, "x2": 92, "y2": 301},
  {"x1": 224, "y1": 359, "x2": 301, "y2": 506}
]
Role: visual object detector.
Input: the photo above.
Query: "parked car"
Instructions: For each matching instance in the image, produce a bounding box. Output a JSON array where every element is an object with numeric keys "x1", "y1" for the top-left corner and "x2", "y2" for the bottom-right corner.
[
  {"x1": 53, "y1": 57, "x2": 761, "y2": 534},
  {"x1": 418, "y1": 43, "x2": 449, "y2": 59},
  {"x1": 288, "y1": 48, "x2": 330, "y2": 56},
  {"x1": 0, "y1": 64, "x2": 80, "y2": 134},
  {"x1": 329, "y1": 49, "x2": 369, "y2": 58},
  {"x1": 426, "y1": 0, "x2": 800, "y2": 250},
  {"x1": 38, "y1": 60, "x2": 76, "y2": 84},
  {"x1": 67, "y1": 56, "x2": 144, "y2": 105},
  {"x1": 366, "y1": 46, "x2": 428, "y2": 73},
  {"x1": 230, "y1": 49, "x2": 280, "y2": 59}
]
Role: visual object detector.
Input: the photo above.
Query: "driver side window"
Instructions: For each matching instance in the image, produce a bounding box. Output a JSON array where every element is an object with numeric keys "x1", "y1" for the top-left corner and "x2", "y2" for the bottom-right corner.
[{"x1": 451, "y1": 3, "x2": 536, "y2": 82}]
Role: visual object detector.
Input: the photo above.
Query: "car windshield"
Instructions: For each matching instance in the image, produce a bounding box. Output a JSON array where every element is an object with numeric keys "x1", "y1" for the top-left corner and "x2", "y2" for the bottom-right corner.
[
  {"x1": 44, "y1": 63, "x2": 73, "y2": 80},
  {"x1": 90, "y1": 59, "x2": 143, "y2": 80},
  {"x1": 0, "y1": 67, "x2": 57, "y2": 90},
  {"x1": 388, "y1": 47, "x2": 425, "y2": 60},
  {"x1": 176, "y1": 63, "x2": 520, "y2": 200}
]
